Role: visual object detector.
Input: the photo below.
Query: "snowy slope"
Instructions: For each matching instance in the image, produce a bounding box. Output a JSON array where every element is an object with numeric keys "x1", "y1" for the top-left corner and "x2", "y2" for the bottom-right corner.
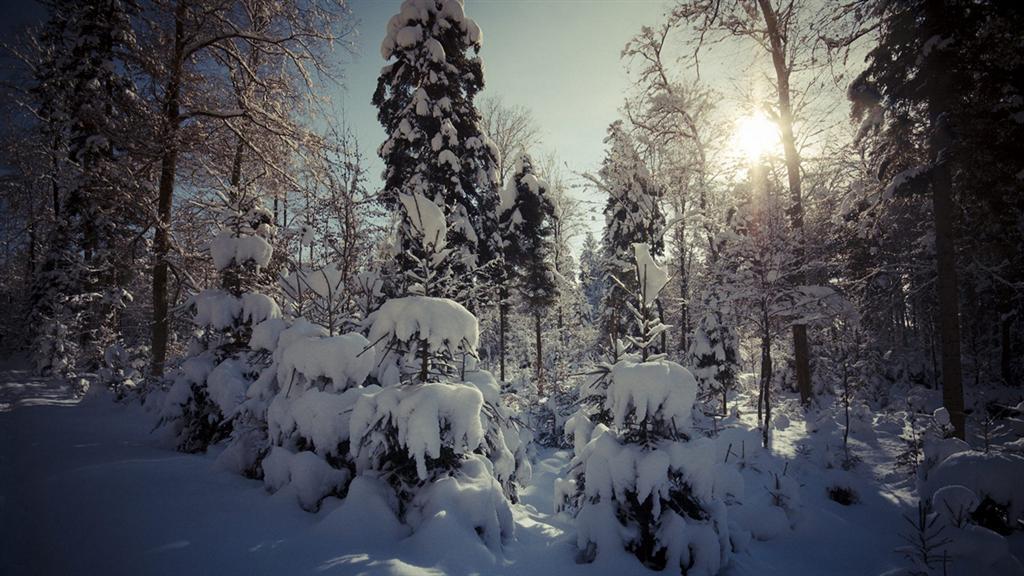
[{"x1": 1, "y1": 367, "x2": 1021, "y2": 575}]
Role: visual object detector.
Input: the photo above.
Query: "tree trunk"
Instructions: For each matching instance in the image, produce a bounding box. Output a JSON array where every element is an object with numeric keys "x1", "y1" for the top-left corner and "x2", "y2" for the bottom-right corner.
[
  {"x1": 760, "y1": 309, "x2": 772, "y2": 449},
  {"x1": 499, "y1": 291, "x2": 507, "y2": 382},
  {"x1": 925, "y1": 0, "x2": 966, "y2": 439},
  {"x1": 1001, "y1": 313, "x2": 1013, "y2": 386},
  {"x1": 535, "y1": 311, "x2": 543, "y2": 396},
  {"x1": 757, "y1": 0, "x2": 813, "y2": 407},
  {"x1": 150, "y1": 3, "x2": 185, "y2": 377}
]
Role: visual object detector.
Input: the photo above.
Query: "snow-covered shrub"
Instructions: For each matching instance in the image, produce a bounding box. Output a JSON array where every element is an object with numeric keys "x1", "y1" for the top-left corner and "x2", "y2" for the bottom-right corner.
[
  {"x1": 96, "y1": 342, "x2": 149, "y2": 400},
  {"x1": 922, "y1": 449, "x2": 1024, "y2": 534},
  {"x1": 561, "y1": 244, "x2": 731, "y2": 573}
]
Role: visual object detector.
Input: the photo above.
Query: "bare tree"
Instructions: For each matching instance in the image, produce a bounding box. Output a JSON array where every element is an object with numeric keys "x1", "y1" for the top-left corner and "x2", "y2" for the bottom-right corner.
[
  {"x1": 478, "y1": 95, "x2": 542, "y2": 186},
  {"x1": 141, "y1": 0, "x2": 352, "y2": 376}
]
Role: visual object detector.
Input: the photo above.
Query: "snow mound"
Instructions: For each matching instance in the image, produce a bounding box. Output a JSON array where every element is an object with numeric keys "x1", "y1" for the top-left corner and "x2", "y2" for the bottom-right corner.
[
  {"x1": 262, "y1": 447, "x2": 349, "y2": 512},
  {"x1": 408, "y1": 454, "x2": 514, "y2": 550},
  {"x1": 924, "y1": 450, "x2": 1024, "y2": 523}
]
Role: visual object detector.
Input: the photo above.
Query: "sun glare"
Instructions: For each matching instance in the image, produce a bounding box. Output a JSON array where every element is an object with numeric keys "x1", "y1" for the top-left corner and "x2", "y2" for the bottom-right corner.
[{"x1": 732, "y1": 112, "x2": 781, "y2": 162}]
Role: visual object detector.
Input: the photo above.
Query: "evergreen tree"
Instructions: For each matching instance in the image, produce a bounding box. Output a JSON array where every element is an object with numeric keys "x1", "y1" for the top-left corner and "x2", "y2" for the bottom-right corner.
[
  {"x1": 578, "y1": 230, "x2": 604, "y2": 323},
  {"x1": 562, "y1": 244, "x2": 730, "y2": 573},
  {"x1": 162, "y1": 194, "x2": 279, "y2": 454},
  {"x1": 373, "y1": 0, "x2": 499, "y2": 302},
  {"x1": 687, "y1": 292, "x2": 739, "y2": 415},
  {"x1": 28, "y1": 0, "x2": 142, "y2": 375},
  {"x1": 597, "y1": 121, "x2": 665, "y2": 351},
  {"x1": 850, "y1": 0, "x2": 1024, "y2": 436},
  {"x1": 498, "y1": 155, "x2": 558, "y2": 390}
]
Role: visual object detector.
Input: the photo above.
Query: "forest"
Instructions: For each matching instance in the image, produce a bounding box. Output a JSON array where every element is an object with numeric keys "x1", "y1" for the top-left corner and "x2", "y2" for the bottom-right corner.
[{"x1": 0, "y1": 1, "x2": 1022, "y2": 575}]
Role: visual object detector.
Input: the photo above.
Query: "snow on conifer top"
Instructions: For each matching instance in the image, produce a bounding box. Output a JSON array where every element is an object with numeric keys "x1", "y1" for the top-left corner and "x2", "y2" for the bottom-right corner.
[
  {"x1": 369, "y1": 296, "x2": 479, "y2": 353},
  {"x1": 633, "y1": 242, "x2": 669, "y2": 307},
  {"x1": 399, "y1": 192, "x2": 448, "y2": 253},
  {"x1": 381, "y1": 0, "x2": 482, "y2": 61},
  {"x1": 606, "y1": 359, "x2": 698, "y2": 432}
]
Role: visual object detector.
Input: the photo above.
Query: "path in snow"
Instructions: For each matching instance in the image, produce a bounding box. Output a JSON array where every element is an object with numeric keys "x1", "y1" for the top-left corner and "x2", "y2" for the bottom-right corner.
[
  {"x1": 0, "y1": 358, "x2": 83, "y2": 412},
  {"x1": 0, "y1": 369, "x2": 966, "y2": 576}
]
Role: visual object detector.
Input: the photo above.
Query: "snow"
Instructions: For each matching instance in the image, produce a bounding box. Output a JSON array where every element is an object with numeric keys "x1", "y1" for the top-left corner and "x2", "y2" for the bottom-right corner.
[
  {"x1": 606, "y1": 359, "x2": 698, "y2": 432},
  {"x1": 424, "y1": 37, "x2": 445, "y2": 62},
  {"x1": 2, "y1": 362, "x2": 1022, "y2": 576},
  {"x1": 272, "y1": 387, "x2": 364, "y2": 456},
  {"x1": 633, "y1": 243, "x2": 669, "y2": 306},
  {"x1": 924, "y1": 450, "x2": 1024, "y2": 523},
  {"x1": 381, "y1": 0, "x2": 483, "y2": 60},
  {"x1": 241, "y1": 292, "x2": 281, "y2": 324},
  {"x1": 277, "y1": 332, "x2": 376, "y2": 392},
  {"x1": 399, "y1": 192, "x2": 448, "y2": 252},
  {"x1": 263, "y1": 446, "x2": 350, "y2": 512},
  {"x1": 249, "y1": 317, "x2": 287, "y2": 351},
  {"x1": 368, "y1": 296, "x2": 479, "y2": 354},
  {"x1": 191, "y1": 289, "x2": 241, "y2": 329},
  {"x1": 350, "y1": 381, "x2": 486, "y2": 480},
  {"x1": 438, "y1": 149, "x2": 461, "y2": 172},
  {"x1": 206, "y1": 358, "x2": 249, "y2": 415},
  {"x1": 498, "y1": 177, "x2": 518, "y2": 216},
  {"x1": 409, "y1": 454, "x2": 514, "y2": 550},
  {"x1": 210, "y1": 231, "x2": 273, "y2": 271}
]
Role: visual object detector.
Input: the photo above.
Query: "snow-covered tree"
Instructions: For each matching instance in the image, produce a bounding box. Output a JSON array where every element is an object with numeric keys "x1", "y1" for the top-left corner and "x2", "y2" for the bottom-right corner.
[
  {"x1": 161, "y1": 194, "x2": 279, "y2": 454},
  {"x1": 688, "y1": 292, "x2": 739, "y2": 415},
  {"x1": 498, "y1": 155, "x2": 558, "y2": 390},
  {"x1": 560, "y1": 244, "x2": 730, "y2": 574},
  {"x1": 373, "y1": 0, "x2": 499, "y2": 303},
  {"x1": 594, "y1": 121, "x2": 666, "y2": 351},
  {"x1": 578, "y1": 230, "x2": 604, "y2": 323},
  {"x1": 347, "y1": 166, "x2": 520, "y2": 544},
  {"x1": 28, "y1": 0, "x2": 143, "y2": 376}
]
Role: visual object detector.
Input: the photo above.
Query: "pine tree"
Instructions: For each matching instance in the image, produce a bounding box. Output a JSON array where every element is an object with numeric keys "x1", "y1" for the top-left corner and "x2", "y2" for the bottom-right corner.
[
  {"x1": 562, "y1": 244, "x2": 730, "y2": 573},
  {"x1": 849, "y1": 0, "x2": 1024, "y2": 437},
  {"x1": 373, "y1": 0, "x2": 498, "y2": 302},
  {"x1": 687, "y1": 292, "x2": 739, "y2": 415},
  {"x1": 597, "y1": 121, "x2": 665, "y2": 351}
]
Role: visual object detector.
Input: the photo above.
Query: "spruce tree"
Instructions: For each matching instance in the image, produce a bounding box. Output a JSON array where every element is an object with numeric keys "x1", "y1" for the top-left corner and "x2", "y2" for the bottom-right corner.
[
  {"x1": 597, "y1": 121, "x2": 665, "y2": 351},
  {"x1": 498, "y1": 155, "x2": 558, "y2": 390},
  {"x1": 373, "y1": 0, "x2": 499, "y2": 302},
  {"x1": 578, "y1": 230, "x2": 603, "y2": 323},
  {"x1": 162, "y1": 194, "x2": 279, "y2": 454}
]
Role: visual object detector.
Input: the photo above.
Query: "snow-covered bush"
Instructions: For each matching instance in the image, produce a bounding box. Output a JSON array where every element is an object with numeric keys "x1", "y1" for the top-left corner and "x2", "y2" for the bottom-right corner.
[
  {"x1": 561, "y1": 244, "x2": 731, "y2": 573},
  {"x1": 96, "y1": 342, "x2": 149, "y2": 400}
]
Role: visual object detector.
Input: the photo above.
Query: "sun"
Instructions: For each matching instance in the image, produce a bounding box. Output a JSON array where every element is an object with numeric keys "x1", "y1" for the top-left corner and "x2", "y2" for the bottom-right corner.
[{"x1": 732, "y1": 112, "x2": 780, "y2": 162}]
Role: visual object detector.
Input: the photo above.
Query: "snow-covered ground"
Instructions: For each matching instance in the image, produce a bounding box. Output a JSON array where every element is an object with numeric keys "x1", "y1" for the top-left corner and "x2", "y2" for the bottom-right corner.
[{"x1": 1, "y1": 362, "x2": 1020, "y2": 575}]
